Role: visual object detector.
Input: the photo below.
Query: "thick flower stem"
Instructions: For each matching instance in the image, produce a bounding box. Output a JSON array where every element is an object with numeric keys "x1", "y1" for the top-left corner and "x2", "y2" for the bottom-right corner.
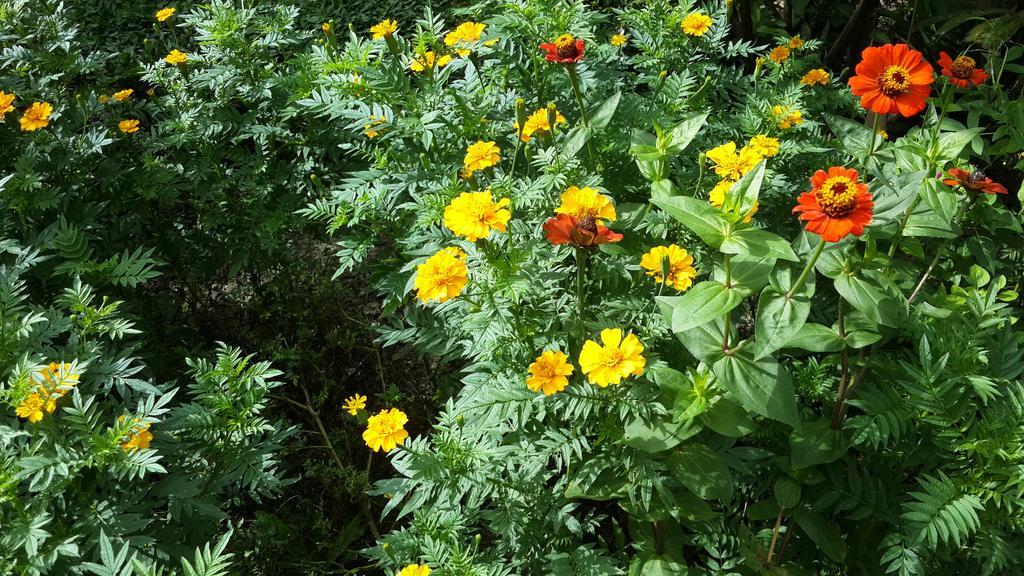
[
  {"x1": 787, "y1": 239, "x2": 826, "y2": 299},
  {"x1": 575, "y1": 247, "x2": 588, "y2": 346},
  {"x1": 722, "y1": 254, "x2": 732, "y2": 352},
  {"x1": 566, "y1": 65, "x2": 596, "y2": 168}
]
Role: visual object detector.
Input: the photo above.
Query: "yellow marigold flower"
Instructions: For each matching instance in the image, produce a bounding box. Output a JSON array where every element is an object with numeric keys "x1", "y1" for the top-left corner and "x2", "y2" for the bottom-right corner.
[
  {"x1": 579, "y1": 328, "x2": 645, "y2": 387},
  {"x1": 98, "y1": 94, "x2": 110, "y2": 104},
  {"x1": 709, "y1": 180, "x2": 758, "y2": 223},
  {"x1": 554, "y1": 186, "x2": 616, "y2": 223},
  {"x1": 800, "y1": 68, "x2": 830, "y2": 86},
  {"x1": 113, "y1": 88, "x2": 133, "y2": 102},
  {"x1": 610, "y1": 33, "x2": 627, "y2": 47},
  {"x1": 681, "y1": 12, "x2": 713, "y2": 36},
  {"x1": 0, "y1": 91, "x2": 14, "y2": 115},
  {"x1": 414, "y1": 247, "x2": 468, "y2": 303},
  {"x1": 322, "y1": 22, "x2": 331, "y2": 34},
  {"x1": 16, "y1": 393, "x2": 47, "y2": 423},
  {"x1": 769, "y1": 45, "x2": 790, "y2": 64},
  {"x1": 876, "y1": 129, "x2": 888, "y2": 140},
  {"x1": 788, "y1": 35, "x2": 804, "y2": 49},
  {"x1": 747, "y1": 134, "x2": 780, "y2": 158},
  {"x1": 397, "y1": 565, "x2": 431, "y2": 576},
  {"x1": 409, "y1": 51, "x2": 452, "y2": 72},
  {"x1": 772, "y1": 105, "x2": 803, "y2": 130},
  {"x1": 363, "y1": 115, "x2": 386, "y2": 138},
  {"x1": 516, "y1": 106, "x2": 566, "y2": 142},
  {"x1": 370, "y1": 18, "x2": 398, "y2": 40},
  {"x1": 119, "y1": 119, "x2": 140, "y2": 134},
  {"x1": 121, "y1": 421, "x2": 153, "y2": 451},
  {"x1": 640, "y1": 245, "x2": 697, "y2": 292},
  {"x1": 164, "y1": 49, "x2": 188, "y2": 64},
  {"x1": 443, "y1": 190, "x2": 511, "y2": 242},
  {"x1": 146, "y1": 88, "x2": 156, "y2": 97},
  {"x1": 38, "y1": 362, "x2": 81, "y2": 396},
  {"x1": 463, "y1": 141, "x2": 500, "y2": 174},
  {"x1": 526, "y1": 350, "x2": 574, "y2": 396},
  {"x1": 363, "y1": 407, "x2": 409, "y2": 452},
  {"x1": 155, "y1": 7, "x2": 175, "y2": 22},
  {"x1": 445, "y1": 22, "x2": 486, "y2": 57},
  {"x1": 343, "y1": 394, "x2": 367, "y2": 415},
  {"x1": 706, "y1": 142, "x2": 762, "y2": 180},
  {"x1": 20, "y1": 102, "x2": 52, "y2": 131}
]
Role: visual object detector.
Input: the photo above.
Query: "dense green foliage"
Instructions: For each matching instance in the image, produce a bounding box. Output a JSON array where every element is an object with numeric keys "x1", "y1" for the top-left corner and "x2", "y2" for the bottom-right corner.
[{"x1": 1, "y1": 0, "x2": 1023, "y2": 574}]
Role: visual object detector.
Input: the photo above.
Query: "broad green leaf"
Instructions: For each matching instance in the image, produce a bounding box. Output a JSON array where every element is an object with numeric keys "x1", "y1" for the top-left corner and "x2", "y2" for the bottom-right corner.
[
  {"x1": 920, "y1": 178, "x2": 960, "y2": 223},
  {"x1": 774, "y1": 477, "x2": 801, "y2": 508},
  {"x1": 667, "y1": 443, "x2": 733, "y2": 501},
  {"x1": 834, "y1": 271, "x2": 905, "y2": 327},
  {"x1": 623, "y1": 416, "x2": 699, "y2": 453},
  {"x1": 872, "y1": 171, "x2": 927, "y2": 225},
  {"x1": 700, "y1": 397, "x2": 755, "y2": 437},
  {"x1": 657, "y1": 281, "x2": 744, "y2": 334},
  {"x1": 628, "y1": 556, "x2": 691, "y2": 576},
  {"x1": 721, "y1": 228, "x2": 799, "y2": 261},
  {"x1": 790, "y1": 419, "x2": 848, "y2": 468},
  {"x1": 712, "y1": 254, "x2": 775, "y2": 296},
  {"x1": 672, "y1": 489, "x2": 719, "y2": 522},
  {"x1": 590, "y1": 91, "x2": 621, "y2": 130},
  {"x1": 711, "y1": 351, "x2": 799, "y2": 427},
  {"x1": 825, "y1": 114, "x2": 878, "y2": 159},
  {"x1": 563, "y1": 125, "x2": 592, "y2": 159},
  {"x1": 903, "y1": 208, "x2": 960, "y2": 238},
  {"x1": 668, "y1": 315, "x2": 731, "y2": 364},
  {"x1": 840, "y1": 311, "x2": 882, "y2": 348},
  {"x1": 660, "y1": 112, "x2": 709, "y2": 155},
  {"x1": 651, "y1": 178, "x2": 677, "y2": 198},
  {"x1": 793, "y1": 510, "x2": 847, "y2": 562},
  {"x1": 722, "y1": 161, "x2": 765, "y2": 215},
  {"x1": 936, "y1": 127, "x2": 983, "y2": 160},
  {"x1": 651, "y1": 196, "x2": 730, "y2": 248},
  {"x1": 785, "y1": 323, "x2": 845, "y2": 353},
  {"x1": 753, "y1": 287, "x2": 811, "y2": 359}
]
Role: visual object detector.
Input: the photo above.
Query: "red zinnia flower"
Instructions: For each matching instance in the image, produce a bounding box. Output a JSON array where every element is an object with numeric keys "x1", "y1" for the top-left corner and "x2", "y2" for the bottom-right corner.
[
  {"x1": 793, "y1": 167, "x2": 874, "y2": 242},
  {"x1": 848, "y1": 44, "x2": 934, "y2": 117},
  {"x1": 543, "y1": 214, "x2": 622, "y2": 246},
  {"x1": 942, "y1": 168, "x2": 1007, "y2": 195},
  {"x1": 937, "y1": 52, "x2": 988, "y2": 88},
  {"x1": 539, "y1": 34, "x2": 585, "y2": 64}
]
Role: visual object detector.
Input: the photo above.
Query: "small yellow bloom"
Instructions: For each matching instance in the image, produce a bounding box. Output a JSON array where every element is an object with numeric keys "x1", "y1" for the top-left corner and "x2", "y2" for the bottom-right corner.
[
  {"x1": 119, "y1": 119, "x2": 140, "y2": 134},
  {"x1": 554, "y1": 186, "x2": 616, "y2": 223},
  {"x1": 579, "y1": 329, "x2": 646, "y2": 387},
  {"x1": 98, "y1": 94, "x2": 110, "y2": 104},
  {"x1": 363, "y1": 115, "x2": 386, "y2": 138},
  {"x1": 772, "y1": 105, "x2": 803, "y2": 130},
  {"x1": 146, "y1": 88, "x2": 156, "y2": 97},
  {"x1": 516, "y1": 106, "x2": 566, "y2": 142},
  {"x1": 322, "y1": 22, "x2": 331, "y2": 34},
  {"x1": 343, "y1": 394, "x2": 367, "y2": 415},
  {"x1": 370, "y1": 19, "x2": 398, "y2": 40},
  {"x1": 409, "y1": 51, "x2": 452, "y2": 73},
  {"x1": 444, "y1": 22, "x2": 487, "y2": 57},
  {"x1": 20, "y1": 102, "x2": 52, "y2": 131},
  {"x1": 397, "y1": 564, "x2": 431, "y2": 576},
  {"x1": 800, "y1": 68, "x2": 830, "y2": 86},
  {"x1": 876, "y1": 129, "x2": 888, "y2": 140},
  {"x1": 443, "y1": 190, "x2": 512, "y2": 242},
  {"x1": 155, "y1": 7, "x2": 176, "y2": 22},
  {"x1": 681, "y1": 12, "x2": 713, "y2": 36},
  {"x1": 747, "y1": 134, "x2": 780, "y2": 158},
  {"x1": 121, "y1": 421, "x2": 153, "y2": 451},
  {"x1": 0, "y1": 91, "x2": 14, "y2": 115},
  {"x1": 15, "y1": 393, "x2": 47, "y2": 423},
  {"x1": 769, "y1": 45, "x2": 790, "y2": 64},
  {"x1": 526, "y1": 351, "x2": 574, "y2": 396},
  {"x1": 706, "y1": 142, "x2": 762, "y2": 180},
  {"x1": 363, "y1": 408, "x2": 409, "y2": 452},
  {"x1": 463, "y1": 141, "x2": 500, "y2": 174},
  {"x1": 414, "y1": 247, "x2": 468, "y2": 303},
  {"x1": 37, "y1": 362, "x2": 81, "y2": 396},
  {"x1": 788, "y1": 35, "x2": 804, "y2": 50},
  {"x1": 708, "y1": 180, "x2": 758, "y2": 223},
  {"x1": 164, "y1": 49, "x2": 188, "y2": 65},
  {"x1": 610, "y1": 33, "x2": 627, "y2": 47},
  {"x1": 112, "y1": 88, "x2": 133, "y2": 103},
  {"x1": 640, "y1": 245, "x2": 697, "y2": 292}
]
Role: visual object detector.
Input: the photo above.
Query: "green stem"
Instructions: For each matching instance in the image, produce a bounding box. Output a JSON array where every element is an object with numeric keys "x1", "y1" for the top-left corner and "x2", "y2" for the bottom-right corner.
[
  {"x1": 865, "y1": 113, "x2": 880, "y2": 161},
  {"x1": 722, "y1": 254, "x2": 732, "y2": 352},
  {"x1": 907, "y1": 194, "x2": 978, "y2": 304},
  {"x1": 787, "y1": 239, "x2": 826, "y2": 299},
  {"x1": 566, "y1": 65, "x2": 596, "y2": 168},
  {"x1": 575, "y1": 247, "x2": 588, "y2": 346},
  {"x1": 830, "y1": 298, "x2": 848, "y2": 429}
]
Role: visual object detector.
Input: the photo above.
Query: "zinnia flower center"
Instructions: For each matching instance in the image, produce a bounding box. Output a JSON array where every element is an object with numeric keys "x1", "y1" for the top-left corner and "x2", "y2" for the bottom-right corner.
[
  {"x1": 554, "y1": 34, "x2": 579, "y2": 59},
  {"x1": 951, "y1": 56, "x2": 976, "y2": 78},
  {"x1": 578, "y1": 215, "x2": 597, "y2": 234},
  {"x1": 878, "y1": 65, "x2": 911, "y2": 96},
  {"x1": 815, "y1": 176, "x2": 859, "y2": 217}
]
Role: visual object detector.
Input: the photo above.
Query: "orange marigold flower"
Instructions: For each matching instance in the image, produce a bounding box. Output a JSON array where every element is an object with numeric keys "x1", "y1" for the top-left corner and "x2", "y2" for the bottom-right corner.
[
  {"x1": 20, "y1": 102, "x2": 52, "y2": 131},
  {"x1": 526, "y1": 350, "x2": 574, "y2": 396},
  {"x1": 848, "y1": 43, "x2": 933, "y2": 117},
  {"x1": 165, "y1": 49, "x2": 188, "y2": 64},
  {"x1": 942, "y1": 168, "x2": 1007, "y2": 195},
  {"x1": 539, "y1": 34, "x2": 585, "y2": 64},
  {"x1": 414, "y1": 247, "x2": 468, "y2": 303},
  {"x1": 788, "y1": 35, "x2": 805, "y2": 50},
  {"x1": 463, "y1": 140, "x2": 500, "y2": 174},
  {"x1": 113, "y1": 88, "x2": 133, "y2": 102},
  {"x1": 769, "y1": 45, "x2": 790, "y2": 64},
  {"x1": 0, "y1": 91, "x2": 15, "y2": 115},
  {"x1": 800, "y1": 68, "x2": 830, "y2": 86},
  {"x1": 937, "y1": 51, "x2": 988, "y2": 88},
  {"x1": 543, "y1": 214, "x2": 622, "y2": 247},
  {"x1": 793, "y1": 167, "x2": 873, "y2": 242},
  {"x1": 119, "y1": 119, "x2": 140, "y2": 134},
  {"x1": 640, "y1": 245, "x2": 698, "y2": 292}
]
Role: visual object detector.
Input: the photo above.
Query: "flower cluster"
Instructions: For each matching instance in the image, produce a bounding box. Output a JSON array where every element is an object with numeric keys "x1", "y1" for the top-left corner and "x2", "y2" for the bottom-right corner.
[
  {"x1": 120, "y1": 417, "x2": 154, "y2": 451},
  {"x1": 526, "y1": 328, "x2": 645, "y2": 394},
  {"x1": 15, "y1": 362, "x2": 81, "y2": 423}
]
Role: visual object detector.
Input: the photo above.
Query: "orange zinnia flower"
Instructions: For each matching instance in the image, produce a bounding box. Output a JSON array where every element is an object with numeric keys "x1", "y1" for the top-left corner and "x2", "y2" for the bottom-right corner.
[
  {"x1": 793, "y1": 167, "x2": 873, "y2": 242},
  {"x1": 937, "y1": 52, "x2": 988, "y2": 88},
  {"x1": 543, "y1": 214, "x2": 622, "y2": 247},
  {"x1": 942, "y1": 168, "x2": 1007, "y2": 195},
  {"x1": 539, "y1": 34, "x2": 585, "y2": 64},
  {"x1": 848, "y1": 44, "x2": 933, "y2": 117}
]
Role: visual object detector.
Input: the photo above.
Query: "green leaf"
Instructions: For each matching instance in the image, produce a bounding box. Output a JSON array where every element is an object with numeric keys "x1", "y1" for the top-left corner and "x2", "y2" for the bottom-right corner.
[
  {"x1": 921, "y1": 178, "x2": 960, "y2": 223},
  {"x1": 711, "y1": 351, "x2": 799, "y2": 427},
  {"x1": 721, "y1": 229, "x2": 799, "y2": 261},
  {"x1": 700, "y1": 397, "x2": 755, "y2": 437},
  {"x1": 673, "y1": 489, "x2": 719, "y2": 522},
  {"x1": 937, "y1": 127, "x2": 984, "y2": 160},
  {"x1": 667, "y1": 443, "x2": 733, "y2": 501},
  {"x1": 668, "y1": 316, "x2": 731, "y2": 364},
  {"x1": 657, "y1": 281, "x2": 744, "y2": 334},
  {"x1": 825, "y1": 114, "x2": 877, "y2": 158},
  {"x1": 774, "y1": 477, "x2": 801, "y2": 508},
  {"x1": 628, "y1": 556, "x2": 691, "y2": 576},
  {"x1": 785, "y1": 323, "x2": 845, "y2": 353},
  {"x1": 722, "y1": 161, "x2": 765, "y2": 215},
  {"x1": 623, "y1": 416, "x2": 699, "y2": 453},
  {"x1": 712, "y1": 254, "x2": 775, "y2": 297},
  {"x1": 651, "y1": 196, "x2": 731, "y2": 249},
  {"x1": 834, "y1": 271, "x2": 905, "y2": 327},
  {"x1": 903, "y1": 207, "x2": 960, "y2": 238},
  {"x1": 660, "y1": 112, "x2": 709, "y2": 155},
  {"x1": 872, "y1": 171, "x2": 927, "y2": 225},
  {"x1": 790, "y1": 419, "x2": 848, "y2": 468},
  {"x1": 589, "y1": 91, "x2": 621, "y2": 130},
  {"x1": 651, "y1": 178, "x2": 677, "y2": 198},
  {"x1": 753, "y1": 287, "x2": 811, "y2": 359},
  {"x1": 793, "y1": 509, "x2": 847, "y2": 562},
  {"x1": 563, "y1": 125, "x2": 593, "y2": 159}
]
